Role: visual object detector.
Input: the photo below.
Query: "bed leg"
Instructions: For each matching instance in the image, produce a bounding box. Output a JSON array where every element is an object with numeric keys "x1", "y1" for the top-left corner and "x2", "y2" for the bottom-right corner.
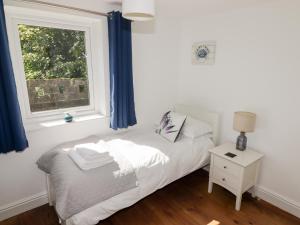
[{"x1": 46, "y1": 173, "x2": 55, "y2": 206}]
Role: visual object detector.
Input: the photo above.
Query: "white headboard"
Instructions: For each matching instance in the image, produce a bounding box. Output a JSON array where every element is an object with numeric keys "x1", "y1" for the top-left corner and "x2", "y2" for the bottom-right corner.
[{"x1": 173, "y1": 104, "x2": 220, "y2": 145}]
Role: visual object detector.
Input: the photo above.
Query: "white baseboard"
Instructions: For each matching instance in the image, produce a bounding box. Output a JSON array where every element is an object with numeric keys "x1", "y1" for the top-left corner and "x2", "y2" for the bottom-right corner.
[
  {"x1": 254, "y1": 186, "x2": 300, "y2": 218},
  {"x1": 0, "y1": 192, "x2": 48, "y2": 222},
  {"x1": 0, "y1": 185, "x2": 299, "y2": 222},
  {"x1": 204, "y1": 167, "x2": 300, "y2": 219}
]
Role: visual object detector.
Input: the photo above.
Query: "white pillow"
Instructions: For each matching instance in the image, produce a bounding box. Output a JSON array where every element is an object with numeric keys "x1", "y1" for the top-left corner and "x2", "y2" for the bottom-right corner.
[
  {"x1": 181, "y1": 116, "x2": 213, "y2": 139},
  {"x1": 156, "y1": 111, "x2": 187, "y2": 143}
]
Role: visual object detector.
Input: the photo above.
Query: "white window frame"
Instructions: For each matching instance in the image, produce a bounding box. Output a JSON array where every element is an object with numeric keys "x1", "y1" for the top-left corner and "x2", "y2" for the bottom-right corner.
[{"x1": 5, "y1": 3, "x2": 109, "y2": 126}]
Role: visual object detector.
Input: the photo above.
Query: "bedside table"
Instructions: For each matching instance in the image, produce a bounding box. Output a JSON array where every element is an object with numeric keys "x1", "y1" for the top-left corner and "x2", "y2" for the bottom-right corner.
[{"x1": 208, "y1": 142, "x2": 263, "y2": 211}]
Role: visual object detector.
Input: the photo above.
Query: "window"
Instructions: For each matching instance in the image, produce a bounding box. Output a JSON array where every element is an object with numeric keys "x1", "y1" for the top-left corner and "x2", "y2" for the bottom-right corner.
[
  {"x1": 5, "y1": 5, "x2": 108, "y2": 125},
  {"x1": 18, "y1": 24, "x2": 90, "y2": 112}
]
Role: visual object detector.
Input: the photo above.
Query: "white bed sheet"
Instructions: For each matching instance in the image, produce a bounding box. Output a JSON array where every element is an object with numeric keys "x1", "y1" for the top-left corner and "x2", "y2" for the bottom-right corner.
[{"x1": 68, "y1": 128, "x2": 214, "y2": 225}]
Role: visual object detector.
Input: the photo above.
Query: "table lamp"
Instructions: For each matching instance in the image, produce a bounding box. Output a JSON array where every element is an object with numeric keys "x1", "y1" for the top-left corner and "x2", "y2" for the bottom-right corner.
[{"x1": 233, "y1": 111, "x2": 256, "y2": 151}]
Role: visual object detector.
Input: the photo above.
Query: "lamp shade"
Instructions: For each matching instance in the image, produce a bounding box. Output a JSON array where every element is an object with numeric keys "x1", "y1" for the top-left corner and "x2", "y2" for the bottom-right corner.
[
  {"x1": 233, "y1": 111, "x2": 256, "y2": 133},
  {"x1": 122, "y1": 0, "x2": 155, "y2": 21}
]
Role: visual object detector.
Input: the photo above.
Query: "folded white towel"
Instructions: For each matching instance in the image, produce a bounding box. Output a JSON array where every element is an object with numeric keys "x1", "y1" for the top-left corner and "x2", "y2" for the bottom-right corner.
[
  {"x1": 74, "y1": 142, "x2": 110, "y2": 162},
  {"x1": 69, "y1": 141, "x2": 114, "y2": 170}
]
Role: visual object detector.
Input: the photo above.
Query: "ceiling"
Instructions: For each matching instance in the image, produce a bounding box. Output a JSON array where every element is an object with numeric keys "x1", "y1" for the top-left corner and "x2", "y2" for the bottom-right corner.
[{"x1": 104, "y1": 0, "x2": 278, "y2": 18}]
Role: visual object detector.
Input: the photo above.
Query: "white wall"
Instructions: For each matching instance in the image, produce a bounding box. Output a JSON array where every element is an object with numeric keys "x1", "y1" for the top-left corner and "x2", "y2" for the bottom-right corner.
[
  {"x1": 0, "y1": 0, "x2": 178, "y2": 220},
  {"x1": 178, "y1": 0, "x2": 300, "y2": 216},
  {"x1": 132, "y1": 20, "x2": 179, "y2": 124}
]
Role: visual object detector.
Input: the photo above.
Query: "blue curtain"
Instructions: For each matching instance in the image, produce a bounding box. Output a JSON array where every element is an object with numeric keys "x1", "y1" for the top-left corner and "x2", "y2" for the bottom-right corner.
[
  {"x1": 0, "y1": 0, "x2": 28, "y2": 153},
  {"x1": 107, "y1": 11, "x2": 137, "y2": 130}
]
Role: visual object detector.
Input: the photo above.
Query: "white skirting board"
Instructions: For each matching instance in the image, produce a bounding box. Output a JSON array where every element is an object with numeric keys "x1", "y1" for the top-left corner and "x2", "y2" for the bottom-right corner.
[
  {"x1": 254, "y1": 186, "x2": 300, "y2": 218},
  {"x1": 0, "y1": 186, "x2": 299, "y2": 222},
  {"x1": 0, "y1": 192, "x2": 48, "y2": 222}
]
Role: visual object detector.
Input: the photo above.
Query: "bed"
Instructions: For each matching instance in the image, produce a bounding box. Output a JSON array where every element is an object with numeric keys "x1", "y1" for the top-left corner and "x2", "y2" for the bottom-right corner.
[{"x1": 41, "y1": 105, "x2": 219, "y2": 225}]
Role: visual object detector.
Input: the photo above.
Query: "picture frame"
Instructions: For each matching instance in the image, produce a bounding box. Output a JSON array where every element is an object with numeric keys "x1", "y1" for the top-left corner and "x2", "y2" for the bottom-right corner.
[{"x1": 192, "y1": 41, "x2": 216, "y2": 65}]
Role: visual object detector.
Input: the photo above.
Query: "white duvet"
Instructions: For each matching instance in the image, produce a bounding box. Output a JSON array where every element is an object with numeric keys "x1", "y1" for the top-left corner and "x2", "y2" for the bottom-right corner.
[{"x1": 68, "y1": 128, "x2": 214, "y2": 225}]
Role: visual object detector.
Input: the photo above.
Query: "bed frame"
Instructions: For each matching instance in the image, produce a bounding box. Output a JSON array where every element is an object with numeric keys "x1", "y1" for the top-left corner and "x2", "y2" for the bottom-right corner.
[{"x1": 46, "y1": 104, "x2": 220, "y2": 225}]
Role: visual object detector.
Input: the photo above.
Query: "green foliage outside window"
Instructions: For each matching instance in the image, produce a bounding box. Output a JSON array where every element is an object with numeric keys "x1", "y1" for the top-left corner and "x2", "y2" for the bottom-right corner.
[{"x1": 18, "y1": 24, "x2": 88, "y2": 80}]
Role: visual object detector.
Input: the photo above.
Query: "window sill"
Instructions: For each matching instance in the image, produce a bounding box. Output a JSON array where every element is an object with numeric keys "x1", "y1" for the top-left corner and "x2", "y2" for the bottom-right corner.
[{"x1": 25, "y1": 114, "x2": 108, "y2": 132}]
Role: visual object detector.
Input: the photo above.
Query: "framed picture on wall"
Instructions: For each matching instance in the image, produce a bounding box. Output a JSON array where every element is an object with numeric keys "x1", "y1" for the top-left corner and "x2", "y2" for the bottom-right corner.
[{"x1": 192, "y1": 41, "x2": 216, "y2": 65}]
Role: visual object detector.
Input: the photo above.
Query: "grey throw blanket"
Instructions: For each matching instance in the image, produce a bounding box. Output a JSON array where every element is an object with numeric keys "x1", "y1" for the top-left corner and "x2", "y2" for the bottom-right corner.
[{"x1": 37, "y1": 136, "x2": 138, "y2": 220}]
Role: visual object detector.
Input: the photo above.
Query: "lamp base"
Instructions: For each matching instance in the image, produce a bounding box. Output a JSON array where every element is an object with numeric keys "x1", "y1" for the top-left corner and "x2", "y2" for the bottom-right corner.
[{"x1": 236, "y1": 132, "x2": 247, "y2": 151}]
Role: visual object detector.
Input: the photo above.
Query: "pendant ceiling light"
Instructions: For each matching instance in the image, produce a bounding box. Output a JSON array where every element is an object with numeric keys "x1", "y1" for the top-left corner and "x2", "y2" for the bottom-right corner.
[{"x1": 122, "y1": 0, "x2": 155, "y2": 21}]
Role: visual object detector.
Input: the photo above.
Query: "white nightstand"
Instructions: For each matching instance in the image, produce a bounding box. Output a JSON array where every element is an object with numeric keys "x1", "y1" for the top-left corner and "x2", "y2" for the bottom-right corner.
[{"x1": 208, "y1": 142, "x2": 263, "y2": 211}]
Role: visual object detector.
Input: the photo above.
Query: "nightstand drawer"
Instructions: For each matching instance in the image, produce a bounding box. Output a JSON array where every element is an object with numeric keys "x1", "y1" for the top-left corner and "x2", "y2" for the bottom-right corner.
[
  {"x1": 212, "y1": 167, "x2": 239, "y2": 190},
  {"x1": 214, "y1": 155, "x2": 241, "y2": 178}
]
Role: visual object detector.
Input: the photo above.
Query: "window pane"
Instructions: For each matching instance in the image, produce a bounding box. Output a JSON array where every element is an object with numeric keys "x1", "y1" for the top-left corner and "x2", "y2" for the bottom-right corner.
[{"x1": 18, "y1": 24, "x2": 90, "y2": 113}]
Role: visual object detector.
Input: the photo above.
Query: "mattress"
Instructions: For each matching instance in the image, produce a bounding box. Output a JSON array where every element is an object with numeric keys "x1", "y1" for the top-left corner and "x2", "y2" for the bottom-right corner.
[{"x1": 64, "y1": 128, "x2": 214, "y2": 225}]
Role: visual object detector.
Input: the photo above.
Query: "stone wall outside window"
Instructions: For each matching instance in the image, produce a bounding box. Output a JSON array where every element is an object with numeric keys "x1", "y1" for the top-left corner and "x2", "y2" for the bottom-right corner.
[{"x1": 26, "y1": 78, "x2": 89, "y2": 112}]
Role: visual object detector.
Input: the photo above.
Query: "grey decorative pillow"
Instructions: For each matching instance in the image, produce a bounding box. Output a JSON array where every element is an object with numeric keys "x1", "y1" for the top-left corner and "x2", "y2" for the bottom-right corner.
[{"x1": 156, "y1": 111, "x2": 187, "y2": 142}]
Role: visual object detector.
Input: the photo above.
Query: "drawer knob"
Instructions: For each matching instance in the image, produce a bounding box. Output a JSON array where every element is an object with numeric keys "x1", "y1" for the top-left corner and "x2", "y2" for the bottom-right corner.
[
  {"x1": 222, "y1": 178, "x2": 226, "y2": 181},
  {"x1": 224, "y1": 166, "x2": 227, "y2": 169}
]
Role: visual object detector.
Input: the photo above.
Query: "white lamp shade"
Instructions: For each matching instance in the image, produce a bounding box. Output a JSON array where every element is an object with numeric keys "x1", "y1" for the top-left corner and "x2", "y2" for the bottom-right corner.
[
  {"x1": 233, "y1": 111, "x2": 256, "y2": 133},
  {"x1": 122, "y1": 0, "x2": 155, "y2": 21}
]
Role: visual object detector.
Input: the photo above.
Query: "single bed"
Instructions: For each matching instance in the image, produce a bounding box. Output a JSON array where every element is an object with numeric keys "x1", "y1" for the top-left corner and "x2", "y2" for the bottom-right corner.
[{"x1": 42, "y1": 105, "x2": 219, "y2": 225}]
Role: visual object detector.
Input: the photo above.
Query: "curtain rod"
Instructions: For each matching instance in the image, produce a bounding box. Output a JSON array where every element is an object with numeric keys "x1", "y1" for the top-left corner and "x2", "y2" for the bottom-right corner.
[{"x1": 15, "y1": 0, "x2": 109, "y2": 17}]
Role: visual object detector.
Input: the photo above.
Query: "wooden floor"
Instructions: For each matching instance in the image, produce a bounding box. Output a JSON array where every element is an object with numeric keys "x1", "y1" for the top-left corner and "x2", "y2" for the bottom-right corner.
[{"x1": 1, "y1": 170, "x2": 299, "y2": 225}]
